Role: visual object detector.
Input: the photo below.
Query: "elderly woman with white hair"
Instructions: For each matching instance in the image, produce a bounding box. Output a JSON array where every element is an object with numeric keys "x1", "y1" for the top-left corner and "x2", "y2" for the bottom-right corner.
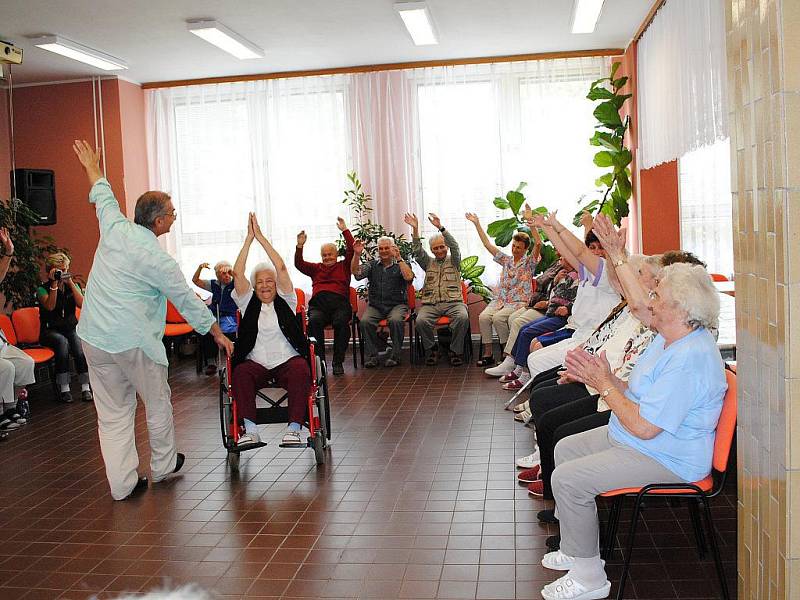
[
  {"x1": 230, "y1": 213, "x2": 310, "y2": 447},
  {"x1": 192, "y1": 259, "x2": 238, "y2": 375},
  {"x1": 537, "y1": 262, "x2": 727, "y2": 600}
]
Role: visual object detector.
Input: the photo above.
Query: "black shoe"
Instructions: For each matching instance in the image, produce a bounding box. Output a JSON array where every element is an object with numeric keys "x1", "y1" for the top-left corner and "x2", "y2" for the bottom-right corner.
[
  {"x1": 15, "y1": 399, "x2": 30, "y2": 420},
  {"x1": 173, "y1": 453, "x2": 185, "y2": 474},
  {"x1": 546, "y1": 534, "x2": 560, "y2": 551},
  {"x1": 59, "y1": 391, "x2": 74, "y2": 403},
  {"x1": 120, "y1": 477, "x2": 148, "y2": 501},
  {"x1": 364, "y1": 357, "x2": 379, "y2": 369},
  {"x1": 332, "y1": 363, "x2": 344, "y2": 376},
  {"x1": 476, "y1": 356, "x2": 495, "y2": 367},
  {"x1": 81, "y1": 390, "x2": 94, "y2": 402},
  {"x1": 537, "y1": 509, "x2": 559, "y2": 524}
]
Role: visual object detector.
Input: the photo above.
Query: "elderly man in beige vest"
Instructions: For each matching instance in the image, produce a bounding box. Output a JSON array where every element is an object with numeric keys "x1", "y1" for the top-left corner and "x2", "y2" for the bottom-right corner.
[{"x1": 405, "y1": 212, "x2": 469, "y2": 367}]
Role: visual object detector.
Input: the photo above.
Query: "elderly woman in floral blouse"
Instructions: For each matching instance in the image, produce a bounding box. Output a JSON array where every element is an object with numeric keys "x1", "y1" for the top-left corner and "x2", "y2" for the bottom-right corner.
[{"x1": 466, "y1": 212, "x2": 541, "y2": 367}]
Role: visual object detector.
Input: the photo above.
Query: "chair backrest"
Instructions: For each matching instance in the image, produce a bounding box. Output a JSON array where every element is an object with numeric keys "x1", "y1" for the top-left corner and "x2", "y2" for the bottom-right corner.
[
  {"x1": 407, "y1": 284, "x2": 416, "y2": 310},
  {"x1": 295, "y1": 288, "x2": 306, "y2": 310},
  {"x1": 349, "y1": 287, "x2": 359, "y2": 313},
  {"x1": 712, "y1": 369, "x2": 738, "y2": 473},
  {"x1": 166, "y1": 300, "x2": 186, "y2": 324},
  {"x1": 460, "y1": 281, "x2": 469, "y2": 303},
  {"x1": 75, "y1": 307, "x2": 81, "y2": 320},
  {"x1": 710, "y1": 273, "x2": 729, "y2": 282},
  {"x1": 12, "y1": 307, "x2": 41, "y2": 345},
  {"x1": 0, "y1": 315, "x2": 17, "y2": 346}
]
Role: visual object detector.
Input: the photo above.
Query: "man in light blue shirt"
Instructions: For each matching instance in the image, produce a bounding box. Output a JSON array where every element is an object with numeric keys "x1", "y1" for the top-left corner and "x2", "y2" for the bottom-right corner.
[{"x1": 73, "y1": 140, "x2": 233, "y2": 501}]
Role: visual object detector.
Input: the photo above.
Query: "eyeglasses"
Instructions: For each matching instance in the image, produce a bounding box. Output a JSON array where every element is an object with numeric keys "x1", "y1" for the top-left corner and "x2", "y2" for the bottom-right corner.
[
  {"x1": 648, "y1": 290, "x2": 659, "y2": 300},
  {"x1": 161, "y1": 209, "x2": 177, "y2": 218}
]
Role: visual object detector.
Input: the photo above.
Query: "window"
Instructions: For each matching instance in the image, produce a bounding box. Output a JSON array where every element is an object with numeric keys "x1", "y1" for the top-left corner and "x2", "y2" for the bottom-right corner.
[{"x1": 679, "y1": 138, "x2": 733, "y2": 277}]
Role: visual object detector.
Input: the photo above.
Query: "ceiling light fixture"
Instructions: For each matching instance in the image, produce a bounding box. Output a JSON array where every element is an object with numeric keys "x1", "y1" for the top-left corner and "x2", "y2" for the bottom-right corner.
[
  {"x1": 394, "y1": 2, "x2": 438, "y2": 46},
  {"x1": 571, "y1": 0, "x2": 605, "y2": 34},
  {"x1": 33, "y1": 35, "x2": 127, "y2": 70},
  {"x1": 187, "y1": 20, "x2": 264, "y2": 60}
]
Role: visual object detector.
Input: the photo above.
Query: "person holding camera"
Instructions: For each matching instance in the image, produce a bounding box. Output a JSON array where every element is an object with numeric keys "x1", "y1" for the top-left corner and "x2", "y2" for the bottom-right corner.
[{"x1": 37, "y1": 252, "x2": 92, "y2": 403}]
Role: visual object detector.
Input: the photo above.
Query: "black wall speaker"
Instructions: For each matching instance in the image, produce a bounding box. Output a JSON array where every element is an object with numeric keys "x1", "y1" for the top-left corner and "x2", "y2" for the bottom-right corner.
[{"x1": 11, "y1": 169, "x2": 57, "y2": 225}]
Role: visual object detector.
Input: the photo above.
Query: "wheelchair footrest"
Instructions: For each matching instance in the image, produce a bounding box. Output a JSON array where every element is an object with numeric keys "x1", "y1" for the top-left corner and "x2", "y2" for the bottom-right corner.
[
  {"x1": 278, "y1": 440, "x2": 309, "y2": 449},
  {"x1": 227, "y1": 441, "x2": 268, "y2": 454}
]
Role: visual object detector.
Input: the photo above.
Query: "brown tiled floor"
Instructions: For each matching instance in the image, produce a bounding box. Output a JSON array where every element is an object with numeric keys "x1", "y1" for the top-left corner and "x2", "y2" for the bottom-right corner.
[{"x1": 0, "y1": 353, "x2": 736, "y2": 599}]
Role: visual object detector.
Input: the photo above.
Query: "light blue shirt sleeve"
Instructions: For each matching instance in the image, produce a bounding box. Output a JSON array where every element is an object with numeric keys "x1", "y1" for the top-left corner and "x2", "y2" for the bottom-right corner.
[
  {"x1": 153, "y1": 253, "x2": 216, "y2": 336},
  {"x1": 89, "y1": 178, "x2": 128, "y2": 236}
]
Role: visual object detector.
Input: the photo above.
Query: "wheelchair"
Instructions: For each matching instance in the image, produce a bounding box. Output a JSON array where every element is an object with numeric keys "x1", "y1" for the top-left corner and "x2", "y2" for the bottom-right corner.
[{"x1": 219, "y1": 337, "x2": 331, "y2": 468}]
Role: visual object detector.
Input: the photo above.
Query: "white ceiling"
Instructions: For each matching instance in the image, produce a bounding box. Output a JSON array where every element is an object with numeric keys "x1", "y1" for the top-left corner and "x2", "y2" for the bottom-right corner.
[{"x1": 0, "y1": 1, "x2": 649, "y2": 86}]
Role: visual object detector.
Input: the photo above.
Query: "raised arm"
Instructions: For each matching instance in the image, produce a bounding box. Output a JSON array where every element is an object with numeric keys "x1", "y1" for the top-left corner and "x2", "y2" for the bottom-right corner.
[
  {"x1": 392, "y1": 245, "x2": 415, "y2": 282},
  {"x1": 544, "y1": 212, "x2": 602, "y2": 275},
  {"x1": 351, "y1": 240, "x2": 366, "y2": 279},
  {"x1": 429, "y1": 213, "x2": 460, "y2": 267},
  {"x1": 406, "y1": 212, "x2": 430, "y2": 270},
  {"x1": 233, "y1": 216, "x2": 255, "y2": 297},
  {"x1": 192, "y1": 263, "x2": 212, "y2": 291},
  {"x1": 593, "y1": 214, "x2": 651, "y2": 324},
  {"x1": 73, "y1": 140, "x2": 126, "y2": 235},
  {"x1": 251, "y1": 213, "x2": 293, "y2": 295},
  {"x1": 465, "y1": 213, "x2": 500, "y2": 256},
  {"x1": 338, "y1": 218, "x2": 355, "y2": 268},
  {"x1": 294, "y1": 230, "x2": 317, "y2": 277}
]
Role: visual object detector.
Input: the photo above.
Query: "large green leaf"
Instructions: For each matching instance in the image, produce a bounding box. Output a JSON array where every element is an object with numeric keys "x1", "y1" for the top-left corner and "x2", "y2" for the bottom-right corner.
[
  {"x1": 460, "y1": 255, "x2": 479, "y2": 271},
  {"x1": 610, "y1": 61, "x2": 621, "y2": 78},
  {"x1": 494, "y1": 225, "x2": 517, "y2": 248},
  {"x1": 493, "y1": 197, "x2": 510, "y2": 210},
  {"x1": 535, "y1": 244, "x2": 558, "y2": 274},
  {"x1": 593, "y1": 102, "x2": 623, "y2": 129},
  {"x1": 616, "y1": 172, "x2": 632, "y2": 198},
  {"x1": 487, "y1": 217, "x2": 519, "y2": 237},
  {"x1": 593, "y1": 151, "x2": 615, "y2": 168},
  {"x1": 462, "y1": 265, "x2": 485, "y2": 279},
  {"x1": 572, "y1": 200, "x2": 600, "y2": 227},
  {"x1": 612, "y1": 148, "x2": 632, "y2": 169},
  {"x1": 515, "y1": 181, "x2": 528, "y2": 193},
  {"x1": 612, "y1": 76, "x2": 629, "y2": 90},
  {"x1": 586, "y1": 86, "x2": 614, "y2": 101},
  {"x1": 595, "y1": 173, "x2": 614, "y2": 188},
  {"x1": 506, "y1": 190, "x2": 526, "y2": 215}
]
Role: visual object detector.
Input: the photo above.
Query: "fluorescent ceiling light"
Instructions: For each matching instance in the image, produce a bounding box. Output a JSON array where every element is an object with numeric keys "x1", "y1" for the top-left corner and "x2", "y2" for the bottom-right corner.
[
  {"x1": 394, "y1": 2, "x2": 438, "y2": 46},
  {"x1": 187, "y1": 20, "x2": 264, "y2": 59},
  {"x1": 571, "y1": 0, "x2": 605, "y2": 34},
  {"x1": 33, "y1": 35, "x2": 127, "y2": 70}
]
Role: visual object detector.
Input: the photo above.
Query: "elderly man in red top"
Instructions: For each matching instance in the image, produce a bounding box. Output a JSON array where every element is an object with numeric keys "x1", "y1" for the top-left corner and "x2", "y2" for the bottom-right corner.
[{"x1": 295, "y1": 217, "x2": 355, "y2": 376}]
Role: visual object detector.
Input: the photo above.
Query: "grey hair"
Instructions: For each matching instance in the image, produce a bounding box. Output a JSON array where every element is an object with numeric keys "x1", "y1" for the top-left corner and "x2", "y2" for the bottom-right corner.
[
  {"x1": 428, "y1": 233, "x2": 445, "y2": 249},
  {"x1": 214, "y1": 260, "x2": 232, "y2": 273},
  {"x1": 250, "y1": 262, "x2": 276, "y2": 288},
  {"x1": 376, "y1": 236, "x2": 395, "y2": 247},
  {"x1": 133, "y1": 191, "x2": 171, "y2": 230},
  {"x1": 659, "y1": 263, "x2": 720, "y2": 330},
  {"x1": 320, "y1": 242, "x2": 337, "y2": 254}
]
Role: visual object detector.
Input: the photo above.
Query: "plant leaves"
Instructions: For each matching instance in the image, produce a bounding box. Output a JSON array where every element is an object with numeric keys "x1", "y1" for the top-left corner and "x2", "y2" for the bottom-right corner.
[
  {"x1": 515, "y1": 181, "x2": 528, "y2": 192},
  {"x1": 494, "y1": 225, "x2": 517, "y2": 248},
  {"x1": 460, "y1": 255, "x2": 479, "y2": 271},
  {"x1": 612, "y1": 76, "x2": 629, "y2": 90},
  {"x1": 612, "y1": 148, "x2": 632, "y2": 169},
  {"x1": 593, "y1": 151, "x2": 615, "y2": 168},
  {"x1": 493, "y1": 197, "x2": 510, "y2": 210},
  {"x1": 593, "y1": 102, "x2": 623, "y2": 129},
  {"x1": 586, "y1": 86, "x2": 614, "y2": 101},
  {"x1": 595, "y1": 173, "x2": 614, "y2": 188},
  {"x1": 487, "y1": 217, "x2": 519, "y2": 237},
  {"x1": 506, "y1": 190, "x2": 526, "y2": 215},
  {"x1": 463, "y1": 265, "x2": 485, "y2": 279},
  {"x1": 610, "y1": 61, "x2": 621, "y2": 78}
]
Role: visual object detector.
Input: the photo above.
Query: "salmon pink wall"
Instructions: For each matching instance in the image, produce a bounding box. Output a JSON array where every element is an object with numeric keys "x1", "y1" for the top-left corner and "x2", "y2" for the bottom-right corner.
[
  {"x1": 117, "y1": 79, "x2": 148, "y2": 215},
  {"x1": 10, "y1": 79, "x2": 145, "y2": 281},
  {"x1": 639, "y1": 160, "x2": 681, "y2": 254}
]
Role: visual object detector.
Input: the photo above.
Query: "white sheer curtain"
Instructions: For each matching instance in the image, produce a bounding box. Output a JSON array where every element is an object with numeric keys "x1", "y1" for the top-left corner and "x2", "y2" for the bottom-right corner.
[
  {"x1": 146, "y1": 55, "x2": 609, "y2": 287},
  {"x1": 637, "y1": 0, "x2": 728, "y2": 169},
  {"x1": 679, "y1": 138, "x2": 733, "y2": 277},
  {"x1": 146, "y1": 76, "x2": 351, "y2": 292}
]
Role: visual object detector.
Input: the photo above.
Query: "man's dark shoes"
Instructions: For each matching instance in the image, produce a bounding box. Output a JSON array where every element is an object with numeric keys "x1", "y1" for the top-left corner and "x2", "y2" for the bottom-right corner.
[
  {"x1": 59, "y1": 391, "x2": 74, "y2": 403},
  {"x1": 364, "y1": 357, "x2": 379, "y2": 369},
  {"x1": 476, "y1": 356, "x2": 495, "y2": 367},
  {"x1": 173, "y1": 452, "x2": 185, "y2": 474},
  {"x1": 120, "y1": 477, "x2": 148, "y2": 500},
  {"x1": 546, "y1": 534, "x2": 560, "y2": 551},
  {"x1": 537, "y1": 509, "x2": 559, "y2": 524},
  {"x1": 449, "y1": 353, "x2": 464, "y2": 367},
  {"x1": 425, "y1": 351, "x2": 439, "y2": 366},
  {"x1": 332, "y1": 363, "x2": 344, "y2": 376},
  {"x1": 81, "y1": 390, "x2": 94, "y2": 402}
]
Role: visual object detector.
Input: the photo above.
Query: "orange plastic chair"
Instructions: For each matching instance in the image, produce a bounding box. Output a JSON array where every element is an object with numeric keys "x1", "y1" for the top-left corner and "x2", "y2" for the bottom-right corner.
[
  {"x1": 424, "y1": 281, "x2": 473, "y2": 361},
  {"x1": 1, "y1": 311, "x2": 57, "y2": 394},
  {"x1": 347, "y1": 287, "x2": 360, "y2": 368},
  {"x1": 163, "y1": 301, "x2": 195, "y2": 362},
  {"x1": 358, "y1": 283, "x2": 418, "y2": 364},
  {"x1": 599, "y1": 368, "x2": 737, "y2": 600},
  {"x1": 295, "y1": 288, "x2": 307, "y2": 332},
  {"x1": 710, "y1": 273, "x2": 729, "y2": 282}
]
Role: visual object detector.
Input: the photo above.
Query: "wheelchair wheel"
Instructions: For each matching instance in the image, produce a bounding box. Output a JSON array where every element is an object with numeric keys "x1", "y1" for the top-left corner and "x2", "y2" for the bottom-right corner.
[
  {"x1": 316, "y1": 358, "x2": 331, "y2": 440},
  {"x1": 313, "y1": 432, "x2": 325, "y2": 465},
  {"x1": 219, "y1": 371, "x2": 235, "y2": 449},
  {"x1": 227, "y1": 451, "x2": 240, "y2": 470}
]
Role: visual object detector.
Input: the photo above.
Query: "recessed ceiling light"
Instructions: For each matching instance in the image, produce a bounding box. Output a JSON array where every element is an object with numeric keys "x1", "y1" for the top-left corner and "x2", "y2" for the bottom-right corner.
[
  {"x1": 394, "y1": 2, "x2": 438, "y2": 46},
  {"x1": 33, "y1": 35, "x2": 127, "y2": 70},
  {"x1": 187, "y1": 20, "x2": 264, "y2": 60},
  {"x1": 571, "y1": 0, "x2": 605, "y2": 34}
]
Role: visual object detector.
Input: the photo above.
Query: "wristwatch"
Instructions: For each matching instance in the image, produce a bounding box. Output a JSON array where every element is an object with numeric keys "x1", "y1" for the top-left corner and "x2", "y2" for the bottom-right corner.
[
  {"x1": 613, "y1": 257, "x2": 627, "y2": 267},
  {"x1": 439, "y1": 227, "x2": 446, "y2": 233},
  {"x1": 601, "y1": 387, "x2": 613, "y2": 399}
]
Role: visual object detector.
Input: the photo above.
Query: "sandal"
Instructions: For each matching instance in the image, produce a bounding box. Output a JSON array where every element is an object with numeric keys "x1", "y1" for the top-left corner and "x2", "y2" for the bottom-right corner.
[
  {"x1": 280, "y1": 430, "x2": 304, "y2": 447},
  {"x1": 449, "y1": 353, "x2": 463, "y2": 367},
  {"x1": 476, "y1": 356, "x2": 495, "y2": 367},
  {"x1": 425, "y1": 351, "x2": 439, "y2": 366}
]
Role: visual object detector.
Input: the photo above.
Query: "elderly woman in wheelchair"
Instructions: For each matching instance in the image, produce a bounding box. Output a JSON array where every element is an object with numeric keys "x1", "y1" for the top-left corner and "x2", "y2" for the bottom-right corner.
[{"x1": 230, "y1": 213, "x2": 311, "y2": 447}]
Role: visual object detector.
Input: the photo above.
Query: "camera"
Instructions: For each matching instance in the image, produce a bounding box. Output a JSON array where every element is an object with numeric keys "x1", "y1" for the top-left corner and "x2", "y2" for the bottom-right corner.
[{"x1": 53, "y1": 270, "x2": 71, "y2": 281}]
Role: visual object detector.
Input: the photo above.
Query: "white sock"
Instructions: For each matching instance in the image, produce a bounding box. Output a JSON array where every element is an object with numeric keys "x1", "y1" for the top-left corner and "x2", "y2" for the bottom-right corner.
[
  {"x1": 243, "y1": 418, "x2": 258, "y2": 434},
  {"x1": 60, "y1": 384, "x2": 70, "y2": 393},
  {"x1": 499, "y1": 356, "x2": 515, "y2": 369},
  {"x1": 512, "y1": 365, "x2": 523, "y2": 375},
  {"x1": 568, "y1": 556, "x2": 607, "y2": 588},
  {"x1": 518, "y1": 371, "x2": 531, "y2": 383},
  {"x1": 81, "y1": 383, "x2": 91, "y2": 392}
]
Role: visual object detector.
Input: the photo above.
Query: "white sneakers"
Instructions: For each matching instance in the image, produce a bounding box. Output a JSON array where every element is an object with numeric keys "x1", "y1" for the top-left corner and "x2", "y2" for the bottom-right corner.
[
  {"x1": 541, "y1": 574, "x2": 611, "y2": 600},
  {"x1": 485, "y1": 355, "x2": 516, "y2": 377},
  {"x1": 237, "y1": 431, "x2": 260, "y2": 446},
  {"x1": 515, "y1": 448, "x2": 540, "y2": 469}
]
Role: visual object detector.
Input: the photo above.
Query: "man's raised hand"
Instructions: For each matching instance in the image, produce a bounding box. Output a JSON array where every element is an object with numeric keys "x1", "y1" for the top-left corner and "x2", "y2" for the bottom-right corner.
[
  {"x1": 427, "y1": 213, "x2": 442, "y2": 230},
  {"x1": 336, "y1": 217, "x2": 347, "y2": 232},
  {"x1": 72, "y1": 140, "x2": 103, "y2": 185},
  {"x1": 297, "y1": 230, "x2": 307, "y2": 248},
  {"x1": 403, "y1": 213, "x2": 419, "y2": 229}
]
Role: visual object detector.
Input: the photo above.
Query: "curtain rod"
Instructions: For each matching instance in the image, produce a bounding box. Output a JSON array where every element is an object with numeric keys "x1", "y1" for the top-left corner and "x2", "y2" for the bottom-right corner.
[
  {"x1": 141, "y1": 48, "x2": 624, "y2": 90},
  {"x1": 632, "y1": 0, "x2": 667, "y2": 44}
]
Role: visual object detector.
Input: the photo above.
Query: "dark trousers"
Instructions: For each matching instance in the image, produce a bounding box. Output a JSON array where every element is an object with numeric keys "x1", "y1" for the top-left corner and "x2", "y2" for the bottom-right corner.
[
  {"x1": 232, "y1": 357, "x2": 310, "y2": 425},
  {"x1": 529, "y1": 381, "x2": 592, "y2": 426},
  {"x1": 511, "y1": 317, "x2": 568, "y2": 367},
  {"x1": 535, "y1": 395, "x2": 610, "y2": 499},
  {"x1": 308, "y1": 291, "x2": 351, "y2": 365},
  {"x1": 40, "y1": 328, "x2": 88, "y2": 377}
]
